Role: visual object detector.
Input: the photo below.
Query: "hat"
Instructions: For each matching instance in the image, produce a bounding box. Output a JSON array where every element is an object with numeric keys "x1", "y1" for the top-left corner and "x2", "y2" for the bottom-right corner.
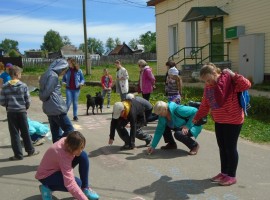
[
  {"x1": 168, "y1": 66, "x2": 179, "y2": 76},
  {"x1": 112, "y1": 102, "x2": 124, "y2": 119},
  {"x1": 5, "y1": 63, "x2": 13, "y2": 68}
]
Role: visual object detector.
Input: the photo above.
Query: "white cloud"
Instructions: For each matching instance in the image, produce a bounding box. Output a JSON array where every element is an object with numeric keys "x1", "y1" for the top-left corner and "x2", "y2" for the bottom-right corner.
[{"x1": 0, "y1": 14, "x2": 155, "y2": 52}]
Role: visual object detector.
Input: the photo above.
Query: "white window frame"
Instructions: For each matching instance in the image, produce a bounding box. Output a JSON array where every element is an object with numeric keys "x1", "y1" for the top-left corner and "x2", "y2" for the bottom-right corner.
[
  {"x1": 185, "y1": 21, "x2": 198, "y2": 56},
  {"x1": 168, "y1": 24, "x2": 179, "y2": 57}
]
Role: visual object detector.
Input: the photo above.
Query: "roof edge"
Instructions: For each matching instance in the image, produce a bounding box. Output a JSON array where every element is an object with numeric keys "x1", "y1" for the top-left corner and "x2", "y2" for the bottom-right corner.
[{"x1": 147, "y1": 0, "x2": 166, "y2": 6}]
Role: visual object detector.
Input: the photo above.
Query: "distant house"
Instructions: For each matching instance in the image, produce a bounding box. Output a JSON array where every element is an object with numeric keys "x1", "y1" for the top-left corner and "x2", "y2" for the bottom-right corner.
[
  {"x1": 108, "y1": 43, "x2": 133, "y2": 55},
  {"x1": 48, "y1": 45, "x2": 84, "y2": 59},
  {"x1": 24, "y1": 50, "x2": 43, "y2": 58}
]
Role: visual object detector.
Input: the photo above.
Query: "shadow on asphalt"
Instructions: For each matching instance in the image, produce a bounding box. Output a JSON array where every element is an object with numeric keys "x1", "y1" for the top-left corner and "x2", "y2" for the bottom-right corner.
[
  {"x1": 133, "y1": 175, "x2": 219, "y2": 200},
  {"x1": 23, "y1": 195, "x2": 73, "y2": 200},
  {"x1": 126, "y1": 149, "x2": 188, "y2": 160},
  {"x1": 0, "y1": 165, "x2": 38, "y2": 176},
  {"x1": 89, "y1": 145, "x2": 135, "y2": 158}
]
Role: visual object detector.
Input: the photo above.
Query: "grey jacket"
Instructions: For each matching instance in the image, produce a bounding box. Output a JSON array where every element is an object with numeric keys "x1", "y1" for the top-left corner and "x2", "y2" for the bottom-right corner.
[{"x1": 39, "y1": 59, "x2": 69, "y2": 116}]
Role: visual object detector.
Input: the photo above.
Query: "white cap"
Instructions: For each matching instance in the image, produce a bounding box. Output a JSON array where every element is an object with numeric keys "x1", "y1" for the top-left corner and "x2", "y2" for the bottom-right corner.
[
  {"x1": 126, "y1": 93, "x2": 135, "y2": 100},
  {"x1": 112, "y1": 102, "x2": 125, "y2": 119},
  {"x1": 168, "y1": 66, "x2": 179, "y2": 76}
]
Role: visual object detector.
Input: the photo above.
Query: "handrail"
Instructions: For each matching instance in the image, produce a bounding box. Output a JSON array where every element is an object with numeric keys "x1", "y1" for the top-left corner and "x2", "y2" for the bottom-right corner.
[{"x1": 168, "y1": 42, "x2": 230, "y2": 69}]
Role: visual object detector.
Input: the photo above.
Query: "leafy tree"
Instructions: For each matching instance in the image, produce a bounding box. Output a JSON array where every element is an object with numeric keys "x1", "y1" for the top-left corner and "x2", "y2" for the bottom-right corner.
[
  {"x1": 115, "y1": 38, "x2": 121, "y2": 45},
  {"x1": 128, "y1": 39, "x2": 140, "y2": 50},
  {"x1": 79, "y1": 37, "x2": 104, "y2": 55},
  {"x1": 62, "y1": 36, "x2": 71, "y2": 46},
  {"x1": 41, "y1": 29, "x2": 63, "y2": 52},
  {"x1": 105, "y1": 37, "x2": 115, "y2": 51},
  {"x1": 139, "y1": 31, "x2": 156, "y2": 53},
  {"x1": 8, "y1": 49, "x2": 20, "y2": 57},
  {"x1": 0, "y1": 38, "x2": 19, "y2": 54}
]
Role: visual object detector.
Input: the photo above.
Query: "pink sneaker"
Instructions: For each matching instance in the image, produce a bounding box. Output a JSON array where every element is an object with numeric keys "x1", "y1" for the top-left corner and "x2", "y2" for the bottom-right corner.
[
  {"x1": 210, "y1": 173, "x2": 227, "y2": 182},
  {"x1": 219, "y1": 176, "x2": 237, "y2": 186}
]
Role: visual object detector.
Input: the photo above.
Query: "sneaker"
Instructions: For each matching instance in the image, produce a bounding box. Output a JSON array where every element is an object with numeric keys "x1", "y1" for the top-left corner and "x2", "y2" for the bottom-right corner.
[
  {"x1": 9, "y1": 156, "x2": 23, "y2": 161},
  {"x1": 189, "y1": 144, "x2": 200, "y2": 155},
  {"x1": 28, "y1": 150, "x2": 40, "y2": 157},
  {"x1": 120, "y1": 144, "x2": 135, "y2": 150},
  {"x1": 39, "y1": 185, "x2": 52, "y2": 200},
  {"x1": 145, "y1": 135, "x2": 152, "y2": 147},
  {"x1": 33, "y1": 138, "x2": 46, "y2": 146},
  {"x1": 83, "y1": 187, "x2": 99, "y2": 200},
  {"x1": 160, "y1": 143, "x2": 177, "y2": 150},
  {"x1": 219, "y1": 176, "x2": 237, "y2": 186},
  {"x1": 107, "y1": 105, "x2": 110, "y2": 108},
  {"x1": 73, "y1": 116, "x2": 78, "y2": 121},
  {"x1": 210, "y1": 173, "x2": 227, "y2": 182}
]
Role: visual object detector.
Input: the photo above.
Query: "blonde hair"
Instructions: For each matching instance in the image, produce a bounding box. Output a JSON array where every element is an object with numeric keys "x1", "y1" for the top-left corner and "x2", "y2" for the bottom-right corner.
[
  {"x1": 67, "y1": 57, "x2": 79, "y2": 71},
  {"x1": 138, "y1": 59, "x2": 147, "y2": 67},
  {"x1": 200, "y1": 62, "x2": 221, "y2": 78},
  {"x1": 0, "y1": 62, "x2": 4, "y2": 71},
  {"x1": 153, "y1": 101, "x2": 168, "y2": 115}
]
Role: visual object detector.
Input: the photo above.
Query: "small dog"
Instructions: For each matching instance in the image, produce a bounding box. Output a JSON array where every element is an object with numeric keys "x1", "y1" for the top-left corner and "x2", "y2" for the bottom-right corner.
[
  {"x1": 86, "y1": 94, "x2": 96, "y2": 115},
  {"x1": 94, "y1": 92, "x2": 104, "y2": 113}
]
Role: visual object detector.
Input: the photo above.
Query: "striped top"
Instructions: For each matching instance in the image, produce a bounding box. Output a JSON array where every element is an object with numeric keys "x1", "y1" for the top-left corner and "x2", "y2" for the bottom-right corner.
[
  {"x1": 0, "y1": 80, "x2": 30, "y2": 112},
  {"x1": 194, "y1": 73, "x2": 251, "y2": 124}
]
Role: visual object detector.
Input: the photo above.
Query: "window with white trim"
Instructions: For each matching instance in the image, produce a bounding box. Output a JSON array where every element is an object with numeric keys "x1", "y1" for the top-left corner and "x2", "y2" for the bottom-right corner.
[
  {"x1": 168, "y1": 24, "x2": 178, "y2": 56},
  {"x1": 185, "y1": 21, "x2": 198, "y2": 56}
]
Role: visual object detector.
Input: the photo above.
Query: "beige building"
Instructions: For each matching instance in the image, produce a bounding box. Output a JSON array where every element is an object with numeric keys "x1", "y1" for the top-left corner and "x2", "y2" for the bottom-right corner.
[{"x1": 147, "y1": 0, "x2": 270, "y2": 83}]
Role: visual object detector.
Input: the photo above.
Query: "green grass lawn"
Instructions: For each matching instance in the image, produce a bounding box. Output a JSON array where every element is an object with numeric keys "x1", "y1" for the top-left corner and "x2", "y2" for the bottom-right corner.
[{"x1": 27, "y1": 62, "x2": 270, "y2": 144}]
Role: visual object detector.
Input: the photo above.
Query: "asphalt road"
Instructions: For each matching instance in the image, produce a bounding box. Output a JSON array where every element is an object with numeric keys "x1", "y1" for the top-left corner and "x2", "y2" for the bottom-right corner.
[{"x1": 0, "y1": 97, "x2": 270, "y2": 200}]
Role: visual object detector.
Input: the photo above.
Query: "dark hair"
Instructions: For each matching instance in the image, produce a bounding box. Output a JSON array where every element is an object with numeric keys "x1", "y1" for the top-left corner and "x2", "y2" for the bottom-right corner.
[
  {"x1": 165, "y1": 60, "x2": 176, "y2": 68},
  {"x1": 65, "y1": 131, "x2": 86, "y2": 153},
  {"x1": 115, "y1": 60, "x2": 121, "y2": 64}
]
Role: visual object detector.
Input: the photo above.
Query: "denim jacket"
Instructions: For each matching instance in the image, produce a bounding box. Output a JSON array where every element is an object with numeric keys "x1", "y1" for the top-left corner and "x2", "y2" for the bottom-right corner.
[{"x1": 62, "y1": 68, "x2": 85, "y2": 89}]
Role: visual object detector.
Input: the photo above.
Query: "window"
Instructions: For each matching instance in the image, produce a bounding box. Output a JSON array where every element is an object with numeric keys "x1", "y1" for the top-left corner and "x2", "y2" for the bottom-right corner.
[
  {"x1": 168, "y1": 24, "x2": 178, "y2": 56},
  {"x1": 185, "y1": 21, "x2": 198, "y2": 56}
]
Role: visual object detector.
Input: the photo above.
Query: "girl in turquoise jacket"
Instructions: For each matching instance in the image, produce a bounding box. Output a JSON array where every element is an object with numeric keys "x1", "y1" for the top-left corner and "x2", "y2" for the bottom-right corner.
[{"x1": 148, "y1": 101, "x2": 202, "y2": 155}]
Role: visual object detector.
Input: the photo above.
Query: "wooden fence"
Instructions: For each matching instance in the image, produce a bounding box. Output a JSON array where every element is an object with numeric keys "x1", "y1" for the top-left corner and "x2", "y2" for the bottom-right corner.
[{"x1": 22, "y1": 53, "x2": 156, "y2": 68}]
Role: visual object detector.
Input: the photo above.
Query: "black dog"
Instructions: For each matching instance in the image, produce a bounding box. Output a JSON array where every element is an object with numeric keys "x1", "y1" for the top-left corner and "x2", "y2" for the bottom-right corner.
[
  {"x1": 94, "y1": 92, "x2": 104, "y2": 113},
  {"x1": 86, "y1": 94, "x2": 96, "y2": 115}
]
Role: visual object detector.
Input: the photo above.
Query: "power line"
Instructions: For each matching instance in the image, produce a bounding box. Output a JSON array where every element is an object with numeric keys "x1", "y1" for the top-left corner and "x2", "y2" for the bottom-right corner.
[
  {"x1": 0, "y1": 0, "x2": 60, "y2": 24},
  {"x1": 88, "y1": 0, "x2": 153, "y2": 9}
]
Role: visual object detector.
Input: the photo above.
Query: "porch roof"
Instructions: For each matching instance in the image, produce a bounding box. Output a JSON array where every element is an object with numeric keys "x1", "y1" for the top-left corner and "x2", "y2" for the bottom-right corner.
[{"x1": 182, "y1": 6, "x2": 228, "y2": 22}]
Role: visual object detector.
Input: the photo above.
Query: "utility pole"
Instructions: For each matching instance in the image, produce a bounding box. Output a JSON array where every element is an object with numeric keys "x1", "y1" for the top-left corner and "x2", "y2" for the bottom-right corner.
[{"x1": 83, "y1": 0, "x2": 91, "y2": 74}]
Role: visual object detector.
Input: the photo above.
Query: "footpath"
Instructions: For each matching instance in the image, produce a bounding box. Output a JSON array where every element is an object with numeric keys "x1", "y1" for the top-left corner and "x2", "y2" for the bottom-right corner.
[{"x1": 0, "y1": 97, "x2": 270, "y2": 200}]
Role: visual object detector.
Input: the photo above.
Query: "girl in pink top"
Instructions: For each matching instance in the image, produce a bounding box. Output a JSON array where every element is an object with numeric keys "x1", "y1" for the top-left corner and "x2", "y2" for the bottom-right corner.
[
  {"x1": 35, "y1": 131, "x2": 99, "y2": 200},
  {"x1": 193, "y1": 63, "x2": 251, "y2": 186},
  {"x1": 137, "y1": 59, "x2": 156, "y2": 101}
]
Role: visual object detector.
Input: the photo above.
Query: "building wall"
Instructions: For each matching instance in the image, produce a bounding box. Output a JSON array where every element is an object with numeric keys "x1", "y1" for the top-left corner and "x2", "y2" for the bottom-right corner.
[{"x1": 154, "y1": 0, "x2": 270, "y2": 77}]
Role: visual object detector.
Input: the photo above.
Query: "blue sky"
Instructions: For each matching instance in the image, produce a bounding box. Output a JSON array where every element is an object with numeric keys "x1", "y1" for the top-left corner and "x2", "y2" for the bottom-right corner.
[{"x1": 0, "y1": 0, "x2": 155, "y2": 53}]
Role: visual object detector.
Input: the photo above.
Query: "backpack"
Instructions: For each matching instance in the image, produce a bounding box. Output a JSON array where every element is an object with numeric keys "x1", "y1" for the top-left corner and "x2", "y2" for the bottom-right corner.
[
  {"x1": 174, "y1": 101, "x2": 207, "y2": 126},
  {"x1": 238, "y1": 90, "x2": 251, "y2": 116}
]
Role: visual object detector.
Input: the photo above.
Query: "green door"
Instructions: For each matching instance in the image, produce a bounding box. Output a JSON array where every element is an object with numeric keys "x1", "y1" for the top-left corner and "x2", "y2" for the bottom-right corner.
[{"x1": 210, "y1": 17, "x2": 224, "y2": 62}]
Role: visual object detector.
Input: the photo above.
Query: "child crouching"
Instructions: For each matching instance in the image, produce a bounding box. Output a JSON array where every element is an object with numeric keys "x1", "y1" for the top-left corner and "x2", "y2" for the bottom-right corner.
[{"x1": 35, "y1": 131, "x2": 99, "y2": 200}]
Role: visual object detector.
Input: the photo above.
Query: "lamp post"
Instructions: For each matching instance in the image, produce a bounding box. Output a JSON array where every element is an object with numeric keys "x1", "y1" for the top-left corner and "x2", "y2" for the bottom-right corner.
[{"x1": 83, "y1": 0, "x2": 91, "y2": 74}]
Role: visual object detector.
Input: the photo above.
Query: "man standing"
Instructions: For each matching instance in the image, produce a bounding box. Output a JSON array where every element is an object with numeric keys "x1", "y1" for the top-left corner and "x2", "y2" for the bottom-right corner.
[{"x1": 115, "y1": 60, "x2": 129, "y2": 101}]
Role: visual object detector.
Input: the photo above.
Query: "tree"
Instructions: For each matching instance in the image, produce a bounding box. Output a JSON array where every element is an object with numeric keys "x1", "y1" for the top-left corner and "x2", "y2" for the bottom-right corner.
[
  {"x1": 115, "y1": 38, "x2": 121, "y2": 45},
  {"x1": 139, "y1": 31, "x2": 156, "y2": 53},
  {"x1": 105, "y1": 37, "x2": 115, "y2": 51},
  {"x1": 62, "y1": 36, "x2": 71, "y2": 46},
  {"x1": 128, "y1": 39, "x2": 140, "y2": 50},
  {"x1": 79, "y1": 37, "x2": 104, "y2": 55},
  {"x1": 8, "y1": 49, "x2": 20, "y2": 57},
  {"x1": 41, "y1": 29, "x2": 63, "y2": 52},
  {"x1": 0, "y1": 39, "x2": 19, "y2": 54}
]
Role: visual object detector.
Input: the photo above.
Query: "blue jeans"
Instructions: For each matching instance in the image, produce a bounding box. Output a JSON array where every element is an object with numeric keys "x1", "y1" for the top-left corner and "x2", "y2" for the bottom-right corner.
[
  {"x1": 39, "y1": 151, "x2": 90, "y2": 191},
  {"x1": 66, "y1": 89, "x2": 80, "y2": 118},
  {"x1": 48, "y1": 114, "x2": 74, "y2": 143}
]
